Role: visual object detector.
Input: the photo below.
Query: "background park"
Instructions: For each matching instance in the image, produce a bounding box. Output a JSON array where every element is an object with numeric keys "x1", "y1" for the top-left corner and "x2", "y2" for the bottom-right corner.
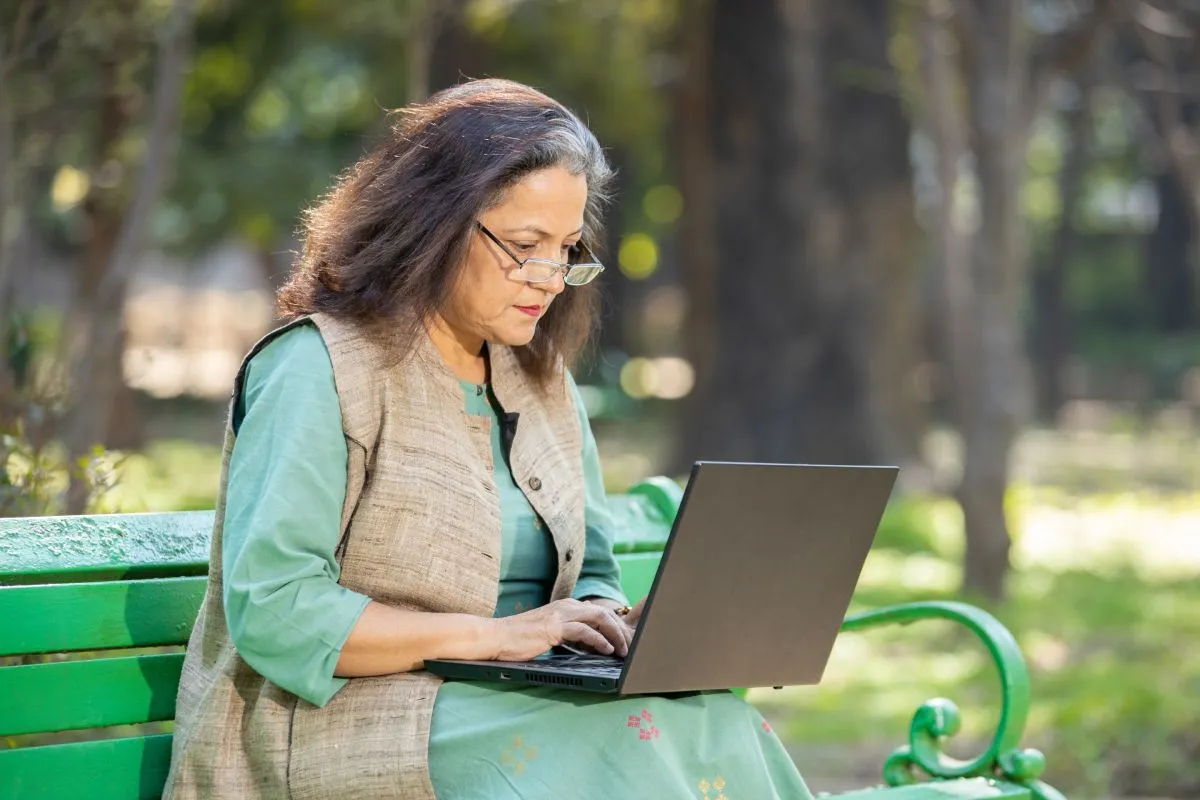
[{"x1": 2, "y1": 0, "x2": 1199, "y2": 796}]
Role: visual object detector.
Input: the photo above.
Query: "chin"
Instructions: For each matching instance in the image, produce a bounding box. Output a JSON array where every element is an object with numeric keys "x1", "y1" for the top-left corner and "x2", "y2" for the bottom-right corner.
[{"x1": 492, "y1": 326, "x2": 537, "y2": 348}]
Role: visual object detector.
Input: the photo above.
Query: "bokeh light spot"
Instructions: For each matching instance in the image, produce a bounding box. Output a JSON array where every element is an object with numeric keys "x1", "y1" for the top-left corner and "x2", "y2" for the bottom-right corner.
[{"x1": 619, "y1": 233, "x2": 658, "y2": 280}]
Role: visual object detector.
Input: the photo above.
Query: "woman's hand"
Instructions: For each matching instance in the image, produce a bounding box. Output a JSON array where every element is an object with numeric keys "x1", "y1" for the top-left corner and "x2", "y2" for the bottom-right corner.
[
  {"x1": 622, "y1": 597, "x2": 647, "y2": 630},
  {"x1": 489, "y1": 599, "x2": 632, "y2": 661}
]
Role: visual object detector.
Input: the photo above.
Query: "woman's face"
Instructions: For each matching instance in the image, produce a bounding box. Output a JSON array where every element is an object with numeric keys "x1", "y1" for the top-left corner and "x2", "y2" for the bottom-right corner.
[{"x1": 443, "y1": 166, "x2": 588, "y2": 350}]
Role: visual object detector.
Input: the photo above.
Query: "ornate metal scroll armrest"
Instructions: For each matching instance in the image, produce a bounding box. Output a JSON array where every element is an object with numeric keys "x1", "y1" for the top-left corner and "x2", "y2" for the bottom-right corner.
[{"x1": 839, "y1": 601, "x2": 1066, "y2": 800}]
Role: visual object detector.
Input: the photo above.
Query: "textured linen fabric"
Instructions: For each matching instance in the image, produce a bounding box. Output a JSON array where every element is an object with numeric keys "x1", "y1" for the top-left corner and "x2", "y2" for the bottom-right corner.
[{"x1": 221, "y1": 324, "x2": 813, "y2": 799}]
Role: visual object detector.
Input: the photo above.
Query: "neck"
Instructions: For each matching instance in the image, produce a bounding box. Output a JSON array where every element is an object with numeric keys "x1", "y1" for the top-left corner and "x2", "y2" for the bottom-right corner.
[{"x1": 427, "y1": 314, "x2": 487, "y2": 383}]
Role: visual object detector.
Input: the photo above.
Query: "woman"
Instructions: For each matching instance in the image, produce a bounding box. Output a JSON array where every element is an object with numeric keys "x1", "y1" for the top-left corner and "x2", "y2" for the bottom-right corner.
[{"x1": 165, "y1": 79, "x2": 812, "y2": 800}]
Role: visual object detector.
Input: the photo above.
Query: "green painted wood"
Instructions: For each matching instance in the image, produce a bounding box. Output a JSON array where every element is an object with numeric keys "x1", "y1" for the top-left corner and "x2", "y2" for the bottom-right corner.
[
  {"x1": 0, "y1": 577, "x2": 204, "y2": 656},
  {"x1": 0, "y1": 483, "x2": 676, "y2": 581},
  {"x1": 0, "y1": 653, "x2": 184, "y2": 736},
  {"x1": 0, "y1": 511, "x2": 214, "y2": 585},
  {"x1": 614, "y1": 551, "x2": 661, "y2": 602},
  {"x1": 0, "y1": 733, "x2": 173, "y2": 800},
  {"x1": 827, "y1": 778, "x2": 1031, "y2": 800}
]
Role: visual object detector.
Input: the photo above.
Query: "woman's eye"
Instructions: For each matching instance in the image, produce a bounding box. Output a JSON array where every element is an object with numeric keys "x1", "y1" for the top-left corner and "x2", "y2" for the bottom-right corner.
[{"x1": 512, "y1": 242, "x2": 538, "y2": 253}]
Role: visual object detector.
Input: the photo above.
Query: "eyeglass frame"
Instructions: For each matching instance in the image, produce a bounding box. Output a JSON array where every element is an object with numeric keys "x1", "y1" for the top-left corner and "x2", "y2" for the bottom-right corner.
[{"x1": 475, "y1": 222, "x2": 606, "y2": 286}]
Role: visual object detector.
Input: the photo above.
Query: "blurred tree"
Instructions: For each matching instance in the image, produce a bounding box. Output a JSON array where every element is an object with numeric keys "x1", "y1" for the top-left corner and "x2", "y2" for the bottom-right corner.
[
  {"x1": 61, "y1": 0, "x2": 196, "y2": 512},
  {"x1": 0, "y1": 0, "x2": 195, "y2": 509},
  {"x1": 677, "y1": 0, "x2": 923, "y2": 467},
  {"x1": 916, "y1": 0, "x2": 1116, "y2": 599},
  {"x1": 1130, "y1": 1, "x2": 1200, "y2": 333},
  {"x1": 1031, "y1": 70, "x2": 1097, "y2": 419}
]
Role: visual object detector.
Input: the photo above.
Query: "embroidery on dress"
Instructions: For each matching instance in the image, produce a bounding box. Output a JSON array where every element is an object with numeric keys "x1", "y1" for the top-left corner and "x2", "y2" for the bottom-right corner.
[
  {"x1": 698, "y1": 775, "x2": 729, "y2": 799},
  {"x1": 500, "y1": 734, "x2": 539, "y2": 776},
  {"x1": 626, "y1": 708, "x2": 660, "y2": 741}
]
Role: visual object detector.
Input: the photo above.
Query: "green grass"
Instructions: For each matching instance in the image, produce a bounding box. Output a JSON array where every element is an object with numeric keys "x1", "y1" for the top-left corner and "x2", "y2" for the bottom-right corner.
[{"x1": 753, "y1": 498, "x2": 1200, "y2": 799}]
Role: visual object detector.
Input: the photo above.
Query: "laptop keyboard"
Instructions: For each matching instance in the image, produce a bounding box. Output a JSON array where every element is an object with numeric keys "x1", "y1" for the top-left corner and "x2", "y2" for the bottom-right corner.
[{"x1": 532, "y1": 654, "x2": 623, "y2": 676}]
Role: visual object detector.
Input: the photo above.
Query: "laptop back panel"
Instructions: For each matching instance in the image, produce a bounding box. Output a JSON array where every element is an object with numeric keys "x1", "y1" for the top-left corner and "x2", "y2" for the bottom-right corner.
[{"x1": 617, "y1": 462, "x2": 897, "y2": 695}]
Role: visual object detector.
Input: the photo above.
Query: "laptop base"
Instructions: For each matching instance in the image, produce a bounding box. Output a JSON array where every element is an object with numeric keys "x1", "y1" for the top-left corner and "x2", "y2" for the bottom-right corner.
[{"x1": 426, "y1": 654, "x2": 622, "y2": 694}]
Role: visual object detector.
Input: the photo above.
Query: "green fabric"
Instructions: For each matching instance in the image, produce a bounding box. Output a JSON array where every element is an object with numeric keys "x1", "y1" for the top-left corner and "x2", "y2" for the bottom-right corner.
[
  {"x1": 224, "y1": 322, "x2": 812, "y2": 798},
  {"x1": 224, "y1": 324, "x2": 368, "y2": 707},
  {"x1": 430, "y1": 685, "x2": 810, "y2": 799}
]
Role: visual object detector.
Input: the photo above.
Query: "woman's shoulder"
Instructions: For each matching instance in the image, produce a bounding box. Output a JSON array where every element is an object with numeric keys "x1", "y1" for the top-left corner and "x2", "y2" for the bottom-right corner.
[{"x1": 246, "y1": 321, "x2": 333, "y2": 383}]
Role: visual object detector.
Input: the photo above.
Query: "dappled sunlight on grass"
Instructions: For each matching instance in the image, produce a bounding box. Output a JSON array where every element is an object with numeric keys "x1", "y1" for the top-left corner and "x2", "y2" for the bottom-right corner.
[{"x1": 760, "y1": 554, "x2": 1200, "y2": 797}]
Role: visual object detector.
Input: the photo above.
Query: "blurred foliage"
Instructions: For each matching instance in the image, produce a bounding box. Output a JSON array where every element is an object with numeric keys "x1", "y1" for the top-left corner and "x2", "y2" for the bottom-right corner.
[
  {"x1": 0, "y1": 315, "x2": 121, "y2": 516},
  {"x1": 155, "y1": 0, "x2": 682, "y2": 262}
]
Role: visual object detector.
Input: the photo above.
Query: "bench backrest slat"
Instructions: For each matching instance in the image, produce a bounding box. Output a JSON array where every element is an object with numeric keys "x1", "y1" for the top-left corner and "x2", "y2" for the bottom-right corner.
[
  {"x1": 0, "y1": 577, "x2": 205, "y2": 656},
  {"x1": 0, "y1": 653, "x2": 184, "y2": 737},
  {"x1": 0, "y1": 733, "x2": 173, "y2": 800},
  {"x1": 0, "y1": 511, "x2": 215, "y2": 586}
]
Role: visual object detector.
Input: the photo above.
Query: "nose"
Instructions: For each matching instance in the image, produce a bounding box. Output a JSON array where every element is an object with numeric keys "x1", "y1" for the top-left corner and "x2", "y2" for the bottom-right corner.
[{"x1": 543, "y1": 269, "x2": 568, "y2": 295}]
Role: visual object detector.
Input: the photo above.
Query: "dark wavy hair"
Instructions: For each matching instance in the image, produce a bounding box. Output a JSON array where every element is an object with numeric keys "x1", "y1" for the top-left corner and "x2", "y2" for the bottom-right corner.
[{"x1": 277, "y1": 79, "x2": 614, "y2": 384}]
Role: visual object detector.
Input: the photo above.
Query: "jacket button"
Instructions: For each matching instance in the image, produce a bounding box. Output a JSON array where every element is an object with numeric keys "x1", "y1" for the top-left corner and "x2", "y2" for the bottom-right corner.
[{"x1": 528, "y1": 477, "x2": 542, "y2": 491}]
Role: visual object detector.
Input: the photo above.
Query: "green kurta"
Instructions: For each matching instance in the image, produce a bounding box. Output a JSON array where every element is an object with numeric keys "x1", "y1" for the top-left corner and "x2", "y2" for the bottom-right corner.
[{"x1": 224, "y1": 323, "x2": 812, "y2": 799}]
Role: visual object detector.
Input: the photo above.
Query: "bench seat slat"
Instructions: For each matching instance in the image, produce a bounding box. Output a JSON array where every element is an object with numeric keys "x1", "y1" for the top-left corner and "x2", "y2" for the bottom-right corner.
[
  {"x1": 0, "y1": 733, "x2": 173, "y2": 800},
  {"x1": 0, "y1": 653, "x2": 184, "y2": 737},
  {"x1": 0, "y1": 577, "x2": 204, "y2": 656}
]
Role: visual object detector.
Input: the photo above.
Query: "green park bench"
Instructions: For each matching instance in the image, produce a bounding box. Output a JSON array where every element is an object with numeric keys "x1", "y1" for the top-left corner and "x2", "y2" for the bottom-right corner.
[{"x1": 0, "y1": 476, "x2": 1064, "y2": 800}]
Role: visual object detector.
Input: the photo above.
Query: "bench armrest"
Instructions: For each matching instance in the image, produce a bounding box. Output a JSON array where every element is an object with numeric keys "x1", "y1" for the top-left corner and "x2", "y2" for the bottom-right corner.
[{"x1": 839, "y1": 601, "x2": 1064, "y2": 800}]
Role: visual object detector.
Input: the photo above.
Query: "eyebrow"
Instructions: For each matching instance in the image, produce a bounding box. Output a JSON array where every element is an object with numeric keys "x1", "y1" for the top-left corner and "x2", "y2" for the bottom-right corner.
[{"x1": 501, "y1": 226, "x2": 583, "y2": 238}]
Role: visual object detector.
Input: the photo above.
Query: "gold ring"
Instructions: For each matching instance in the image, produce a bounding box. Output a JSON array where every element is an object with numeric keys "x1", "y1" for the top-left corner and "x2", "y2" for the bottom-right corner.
[{"x1": 615, "y1": 606, "x2": 632, "y2": 616}]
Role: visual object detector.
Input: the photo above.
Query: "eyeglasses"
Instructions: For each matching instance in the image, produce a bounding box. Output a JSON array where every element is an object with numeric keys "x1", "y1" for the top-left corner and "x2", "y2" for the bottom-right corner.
[{"x1": 476, "y1": 222, "x2": 605, "y2": 286}]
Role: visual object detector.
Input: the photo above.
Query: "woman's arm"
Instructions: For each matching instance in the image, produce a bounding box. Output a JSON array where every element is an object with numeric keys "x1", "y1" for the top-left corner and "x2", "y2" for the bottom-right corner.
[
  {"x1": 567, "y1": 374, "x2": 630, "y2": 606},
  {"x1": 333, "y1": 603, "x2": 493, "y2": 675},
  {"x1": 336, "y1": 597, "x2": 631, "y2": 674}
]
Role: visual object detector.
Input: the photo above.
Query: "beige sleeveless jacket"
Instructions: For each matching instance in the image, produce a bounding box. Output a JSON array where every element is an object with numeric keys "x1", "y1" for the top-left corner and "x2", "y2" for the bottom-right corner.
[{"x1": 163, "y1": 313, "x2": 585, "y2": 799}]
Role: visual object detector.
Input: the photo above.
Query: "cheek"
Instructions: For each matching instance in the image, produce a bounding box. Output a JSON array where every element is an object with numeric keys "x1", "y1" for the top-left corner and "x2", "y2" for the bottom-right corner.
[{"x1": 457, "y1": 256, "x2": 521, "y2": 320}]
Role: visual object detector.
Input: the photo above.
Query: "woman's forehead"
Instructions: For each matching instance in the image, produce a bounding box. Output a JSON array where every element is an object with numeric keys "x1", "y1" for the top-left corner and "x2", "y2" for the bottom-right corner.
[{"x1": 489, "y1": 168, "x2": 587, "y2": 231}]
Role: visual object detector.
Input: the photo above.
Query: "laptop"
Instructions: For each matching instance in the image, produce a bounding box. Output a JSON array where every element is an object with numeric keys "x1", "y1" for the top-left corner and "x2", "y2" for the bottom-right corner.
[{"x1": 425, "y1": 461, "x2": 898, "y2": 695}]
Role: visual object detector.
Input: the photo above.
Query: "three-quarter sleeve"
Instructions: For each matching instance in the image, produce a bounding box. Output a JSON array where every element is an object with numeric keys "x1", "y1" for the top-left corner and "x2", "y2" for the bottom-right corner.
[
  {"x1": 222, "y1": 323, "x2": 371, "y2": 708},
  {"x1": 567, "y1": 373, "x2": 629, "y2": 606}
]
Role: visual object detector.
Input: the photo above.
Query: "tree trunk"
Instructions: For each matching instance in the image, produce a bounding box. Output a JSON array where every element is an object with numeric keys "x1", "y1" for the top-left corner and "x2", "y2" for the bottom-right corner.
[
  {"x1": 679, "y1": 0, "x2": 917, "y2": 467},
  {"x1": 1145, "y1": 171, "x2": 1196, "y2": 334},
  {"x1": 65, "y1": 55, "x2": 132, "y2": 514},
  {"x1": 956, "y1": 0, "x2": 1033, "y2": 601},
  {"x1": 917, "y1": 1, "x2": 975, "y2": 450},
  {"x1": 406, "y1": 0, "x2": 434, "y2": 103},
  {"x1": 676, "y1": 0, "x2": 717, "y2": 466},
  {"x1": 921, "y1": 0, "x2": 1112, "y2": 599},
  {"x1": 1032, "y1": 80, "x2": 1093, "y2": 420},
  {"x1": 824, "y1": 1, "x2": 924, "y2": 467}
]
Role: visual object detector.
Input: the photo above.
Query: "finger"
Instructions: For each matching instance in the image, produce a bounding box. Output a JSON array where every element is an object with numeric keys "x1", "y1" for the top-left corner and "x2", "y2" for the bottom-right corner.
[
  {"x1": 624, "y1": 597, "x2": 647, "y2": 628},
  {"x1": 561, "y1": 621, "x2": 615, "y2": 654},
  {"x1": 578, "y1": 607, "x2": 629, "y2": 657}
]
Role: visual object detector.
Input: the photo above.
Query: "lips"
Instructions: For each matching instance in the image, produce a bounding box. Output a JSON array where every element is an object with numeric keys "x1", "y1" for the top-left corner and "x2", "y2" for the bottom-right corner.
[{"x1": 515, "y1": 305, "x2": 541, "y2": 317}]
